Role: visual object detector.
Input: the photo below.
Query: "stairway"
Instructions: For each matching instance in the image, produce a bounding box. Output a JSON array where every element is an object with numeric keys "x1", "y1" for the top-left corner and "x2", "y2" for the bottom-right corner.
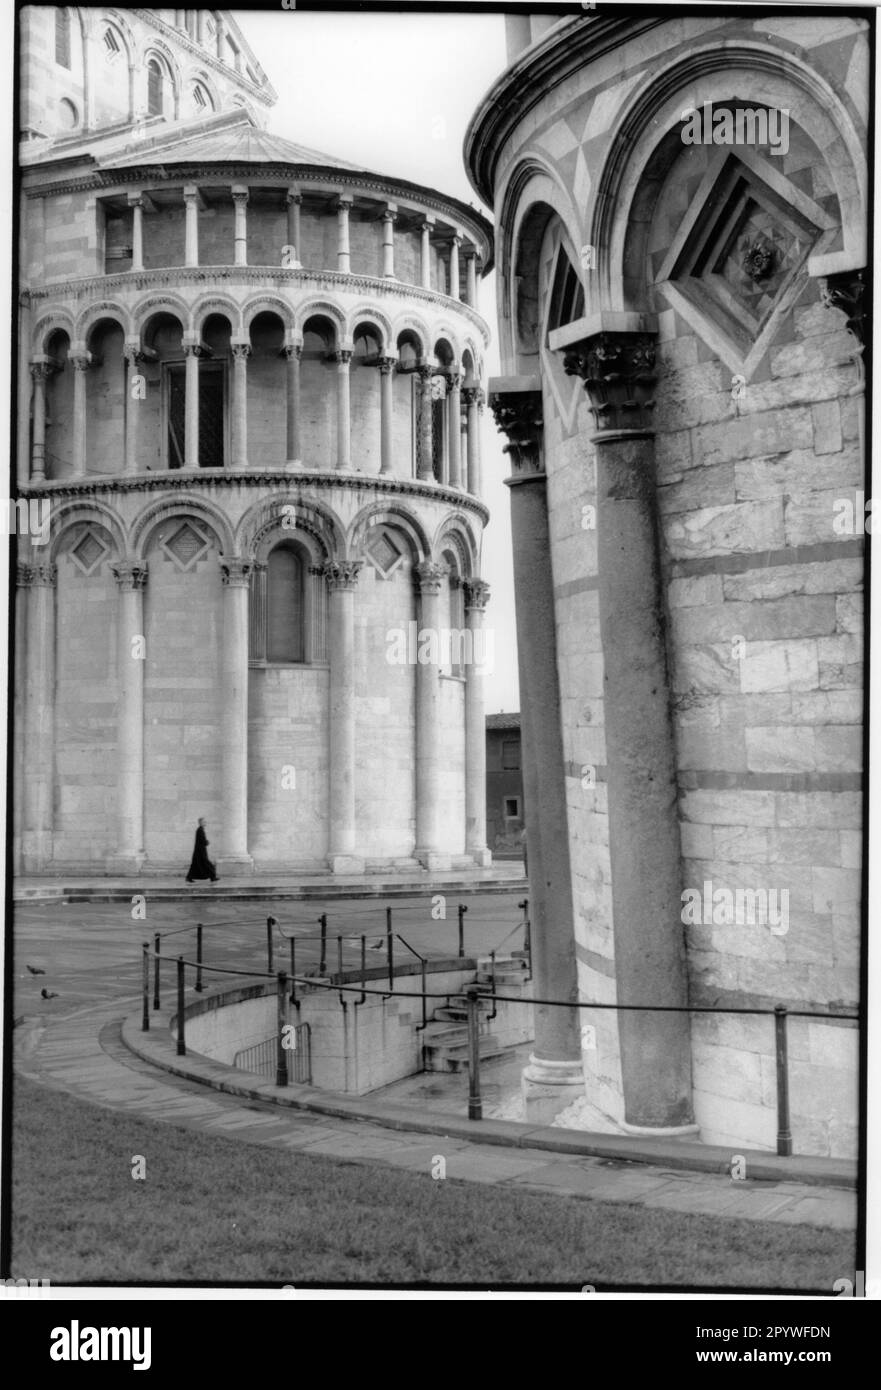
[{"x1": 421, "y1": 955, "x2": 529, "y2": 1073}]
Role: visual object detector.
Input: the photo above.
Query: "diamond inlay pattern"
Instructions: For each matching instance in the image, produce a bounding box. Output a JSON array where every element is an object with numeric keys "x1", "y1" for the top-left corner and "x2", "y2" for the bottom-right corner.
[{"x1": 71, "y1": 531, "x2": 108, "y2": 575}]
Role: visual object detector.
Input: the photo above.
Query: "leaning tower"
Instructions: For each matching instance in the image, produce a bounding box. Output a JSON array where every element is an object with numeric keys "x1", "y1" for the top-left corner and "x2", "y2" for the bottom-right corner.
[{"x1": 16, "y1": 7, "x2": 493, "y2": 878}]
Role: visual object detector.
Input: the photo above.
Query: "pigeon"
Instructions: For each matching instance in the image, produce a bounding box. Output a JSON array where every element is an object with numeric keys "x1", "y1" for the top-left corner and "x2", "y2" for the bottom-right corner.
[
  {"x1": 40, "y1": 988, "x2": 59, "y2": 1000},
  {"x1": 26, "y1": 964, "x2": 46, "y2": 975},
  {"x1": 367, "y1": 939, "x2": 386, "y2": 951}
]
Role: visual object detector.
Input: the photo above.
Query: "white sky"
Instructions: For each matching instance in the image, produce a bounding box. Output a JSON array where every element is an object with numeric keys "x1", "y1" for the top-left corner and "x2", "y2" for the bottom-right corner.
[{"x1": 232, "y1": 8, "x2": 520, "y2": 713}]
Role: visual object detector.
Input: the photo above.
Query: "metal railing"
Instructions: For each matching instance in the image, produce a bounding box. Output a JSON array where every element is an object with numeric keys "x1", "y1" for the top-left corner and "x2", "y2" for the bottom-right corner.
[{"x1": 234, "y1": 1022, "x2": 312, "y2": 1085}]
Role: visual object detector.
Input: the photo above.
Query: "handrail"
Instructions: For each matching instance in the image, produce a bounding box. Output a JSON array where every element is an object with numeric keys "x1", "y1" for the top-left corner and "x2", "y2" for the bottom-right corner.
[{"x1": 396, "y1": 934, "x2": 429, "y2": 1032}]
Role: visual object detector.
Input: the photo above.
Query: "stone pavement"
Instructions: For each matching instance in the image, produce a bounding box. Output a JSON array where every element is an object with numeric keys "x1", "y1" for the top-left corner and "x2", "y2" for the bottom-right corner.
[{"x1": 11, "y1": 891, "x2": 856, "y2": 1229}]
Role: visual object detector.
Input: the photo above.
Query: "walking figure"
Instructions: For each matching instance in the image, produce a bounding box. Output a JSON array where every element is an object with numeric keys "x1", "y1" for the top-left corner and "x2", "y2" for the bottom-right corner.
[{"x1": 186, "y1": 818, "x2": 218, "y2": 884}]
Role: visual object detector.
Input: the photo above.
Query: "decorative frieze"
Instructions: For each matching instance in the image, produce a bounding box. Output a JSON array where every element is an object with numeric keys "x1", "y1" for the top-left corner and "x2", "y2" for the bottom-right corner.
[
  {"x1": 110, "y1": 561, "x2": 148, "y2": 590},
  {"x1": 219, "y1": 556, "x2": 254, "y2": 587}
]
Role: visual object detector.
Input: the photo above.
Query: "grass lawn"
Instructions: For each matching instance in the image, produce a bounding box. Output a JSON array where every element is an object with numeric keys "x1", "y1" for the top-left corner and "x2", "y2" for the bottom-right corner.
[{"x1": 11, "y1": 1076, "x2": 854, "y2": 1290}]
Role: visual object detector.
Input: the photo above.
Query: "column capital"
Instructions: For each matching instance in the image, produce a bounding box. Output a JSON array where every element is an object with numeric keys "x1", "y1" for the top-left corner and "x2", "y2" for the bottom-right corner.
[
  {"x1": 821, "y1": 268, "x2": 867, "y2": 346},
  {"x1": 415, "y1": 559, "x2": 448, "y2": 595},
  {"x1": 231, "y1": 185, "x2": 249, "y2": 206},
  {"x1": 30, "y1": 359, "x2": 56, "y2": 383},
  {"x1": 183, "y1": 183, "x2": 203, "y2": 205},
  {"x1": 111, "y1": 560, "x2": 148, "y2": 590},
  {"x1": 123, "y1": 342, "x2": 144, "y2": 366},
  {"x1": 462, "y1": 386, "x2": 481, "y2": 408},
  {"x1": 335, "y1": 348, "x2": 353, "y2": 366},
  {"x1": 419, "y1": 215, "x2": 436, "y2": 232},
  {"x1": 377, "y1": 355, "x2": 396, "y2": 375},
  {"x1": 463, "y1": 578, "x2": 490, "y2": 612},
  {"x1": 231, "y1": 341, "x2": 251, "y2": 361},
  {"x1": 126, "y1": 190, "x2": 145, "y2": 209},
  {"x1": 183, "y1": 341, "x2": 207, "y2": 359},
  {"x1": 70, "y1": 353, "x2": 91, "y2": 372},
  {"x1": 447, "y1": 370, "x2": 463, "y2": 392},
  {"x1": 382, "y1": 203, "x2": 398, "y2": 222},
  {"x1": 23, "y1": 562, "x2": 57, "y2": 587},
  {"x1": 322, "y1": 559, "x2": 362, "y2": 591},
  {"x1": 220, "y1": 556, "x2": 254, "y2": 587},
  {"x1": 336, "y1": 193, "x2": 354, "y2": 210},
  {"x1": 450, "y1": 231, "x2": 463, "y2": 248},
  {"x1": 286, "y1": 186, "x2": 302, "y2": 206},
  {"x1": 556, "y1": 328, "x2": 658, "y2": 434},
  {"x1": 283, "y1": 343, "x2": 303, "y2": 361},
  {"x1": 488, "y1": 379, "x2": 544, "y2": 478},
  {"x1": 16, "y1": 562, "x2": 32, "y2": 588}
]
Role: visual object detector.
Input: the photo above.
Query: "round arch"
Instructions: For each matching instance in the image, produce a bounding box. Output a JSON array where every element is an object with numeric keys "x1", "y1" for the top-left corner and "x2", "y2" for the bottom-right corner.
[
  {"x1": 432, "y1": 514, "x2": 479, "y2": 578},
  {"x1": 294, "y1": 298, "x2": 346, "y2": 339},
  {"x1": 191, "y1": 294, "x2": 243, "y2": 337},
  {"x1": 131, "y1": 494, "x2": 235, "y2": 560},
  {"x1": 236, "y1": 495, "x2": 345, "y2": 563},
  {"x1": 33, "y1": 310, "x2": 76, "y2": 355},
  {"x1": 48, "y1": 500, "x2": 127, "y2": 563},
  {"x1": 348, "y1": 502, "x2": 431, "y2": 565},
  {"x1": 242, "y1": 295, "x2": 295, "y2": 334},
  {"x1": 347, "y1": 305, "x2": 393, "y2": 351},
  {"x1": 133, "y1": 294, "x2": 192, "y2": 335}
]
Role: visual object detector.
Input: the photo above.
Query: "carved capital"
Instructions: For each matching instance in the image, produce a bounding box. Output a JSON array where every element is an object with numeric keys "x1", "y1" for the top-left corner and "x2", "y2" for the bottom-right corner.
[
  {"x1": 23, "y1": 562, "x2": 57, "y2": 587},
  {"x1": 30, "y1": 360, "x2": 55, "y2": 384},
  {"x1": 461, "y1": 386, "x2": 481, "y2": 408},
  {"x1": 821, "y1": 269, "x2": 867, "y2": 347},
  {"x1": 377, "y1": 356, "x2": 395, "y2": 375},
  {"x1": 111, "y1": 561, "x2": 148, "y2": 590},
  {"x1": 322, "y1": 559, "x2": 362, "y2": 591},
  {"x1": 414, "y1": 559, "x2": 448, "y2": 595},
  {"x1": 489, "y1": 389, "x2": 544, "y2": 475},
  {"x1": 562, "y1": 332, "x2": 657, "y2": 434},
  {"x1": 70, "y1": 353, "x2": 91, "y2": 372},
  {"x1": 231, "y1": 342, "x2": 251, "y2": 362},
  {"x1": 183, "y1": 343, "x2": 206, "y2": 359},
  {"x1": 286, "y1": 188, "x2": 302, "y2": 207},
  {"x1": 123, "y1": 344, "x2": 144, "y2": 367},
  {"x1": 335, "y1": 349, "x2": 353, "y2": 366},
  {"x1": 283, "y1": 344, "x2": 302, "y2": 362},
  {"x1": 220, "y1": 557, "x2": 254, "y2": 587},
  {"x1": 463, "y1": 578, "x2": 490, "y2": 612}
]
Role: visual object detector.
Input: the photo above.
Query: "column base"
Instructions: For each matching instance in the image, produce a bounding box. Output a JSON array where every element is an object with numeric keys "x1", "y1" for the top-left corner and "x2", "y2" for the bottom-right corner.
[
  {"x1": 521, "y1": 1055, "x2": 584, "y2": 1126},
  {"x1": 417, "y1": 850, "x2": 452, "y2": 872},
  {"x1": 105, "y1": 853, "x2": 146, "y2": 876},
  {"x1": 328, "y1": 854, "x2": 365, "y2": 874},
  {"x1": 216, "y1": 854, "x2": 253, "y2": 876},
  {"x1": 285, "y1": 459, "x2": 303, "y2": 471},
  {"x1": 620, "y1": 1120, "x2": 701, "y2": 1139},
  {"x1": 468, "y1": 846, "x2": 492, "y2": 868}
]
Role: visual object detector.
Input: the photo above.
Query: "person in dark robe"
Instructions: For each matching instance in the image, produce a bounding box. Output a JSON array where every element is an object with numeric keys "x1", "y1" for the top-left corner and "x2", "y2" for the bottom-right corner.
[{"x1": 186, "y1": 818, "x2": 218, "y2": 883}]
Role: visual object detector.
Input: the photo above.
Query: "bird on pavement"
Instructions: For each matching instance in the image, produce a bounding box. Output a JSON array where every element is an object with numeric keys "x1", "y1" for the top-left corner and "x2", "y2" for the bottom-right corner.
[
  {"x1": 40, "y1": 988, "x2": 59, "y2": 1000},
  {"x1": 26, "y1": 964, "x2": 46, "y2": 975}
]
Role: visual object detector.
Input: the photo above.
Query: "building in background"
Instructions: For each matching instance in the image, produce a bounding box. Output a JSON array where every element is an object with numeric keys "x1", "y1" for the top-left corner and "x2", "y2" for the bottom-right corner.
[
  {"x1": 16, "y1": 6, "x2": 494, "y2": 876},
  {"x1": 485, "y1": 713, "x2": 523, "y2": 858},
  {"x1": 466, "y1": 10, "x2": 865, "y2": 1154}
]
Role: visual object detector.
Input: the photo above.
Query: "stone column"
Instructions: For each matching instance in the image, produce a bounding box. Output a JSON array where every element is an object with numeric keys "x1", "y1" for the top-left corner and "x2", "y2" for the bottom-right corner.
[
  {"x1": 231, "y1": 341, "x2": 250, "y2": 467},
  {"x1": 335, "y1": 348, "x2": 352, "y2": 469},
  {"x1": 218, "y1": 558, "x2": 253, "y2": 872},
  {"x1": 184, "y1": 184, "x2": 200, "y2": 267},
  {"x1": 284, "y1": 341, "x2": 302, "y2": 467},
  {"x1": 128, "y1": 192, "x2": 144, "y2": 272},
  {"x1": 489, "y1": 384, "x2": 583, "y2": 1122},
  {"x1": 18, "y1": 294, "x2": 32, "y2": 490},
  {"x1": 449, "y1": 234, "x2": 461, "y2": 300},
  {"x1": 463, "y1": 579, "x2": 491, "y2": 866},
  {"x1": 447, "y1": 371, "x2": 462, "y2": 488},
  {"x1": 382, "y1": 206, "x2": 396, "y2": 278},
  {"x1": 183, "y1": 340, "x2": 201, "y2": 467},
  {"x1": 108, "y1": 562, "x2": 148, "y2": 873},
  {"x1": 559, "y1": 323, "x2": 694, "y2": 1132},
  {"x1": 286, "y1": 188, "x2": 302, "y2": 267},
  {"x1": 30, "y1": 360, "x2": 52, "y2": 482},
  {"x1": 323, "y1": 560, "x2": 364, "y2": 873},
  {"x1": 463, "y1": 387, "x2": 481, "y2": 497},
  {"x1": 215, "y1": 16, "x2": 225, "y2": 59},
  {"x1": 123, "y1": 343, "x2": 142, "y2": 475},
  {"x1": 417, "y1": 366, "x2": 434, "y2": 481},
  {"x1": 21, "y1": 562, "x2": 56, "y2": 871},
  {"x1": 414, "y1": 560, "x2": 449, "y2": 871},
  {"x1": 420, "y1": 218, "x2": 433, "y2": 289},
  {"x1": 378, "y1": 356, "x2": 394, "y2": 475},
  {"x1": 465, "y1": 249, "x2": 478, "y2": 307},
  {"x1": 71, "y1": 351, "x2": 89, "y2": 478},
  {"x1": 232, "y1": 185, "x2": 248, "y2": 266},
  {"x1": 337, "y1": 195, "x2": 352, "y2": 273}
]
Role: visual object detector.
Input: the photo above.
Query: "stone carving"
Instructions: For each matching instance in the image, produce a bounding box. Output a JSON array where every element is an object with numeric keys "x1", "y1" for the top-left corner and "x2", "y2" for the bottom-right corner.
[
  {"x1": 742, "y1": 240, "x2": 776, "y2": 282},
  {"x1": 322, "y1": 559, "x2": 362, "y2": 591},
  {"x1": 821, "y1": 269, "x2": 867, "y2": 347},
  {"x1": 488, "y1": 390, "x2": 544, "y2": 472},
  {"x1": 463, "y1": 578, "x2": 490, "y2": 611},
  {"x1": 563, "y1": 332, "x2": 657, "y2": 433},
  {"x1": 414, "y1": 559, "x2": 448, "y2": 594},
  {"x1": 110, "y1": 561, "x2": 148, "y2": 590},
  {"x1": 219, "y1": 556, "x2": 254, "y2": 586}
]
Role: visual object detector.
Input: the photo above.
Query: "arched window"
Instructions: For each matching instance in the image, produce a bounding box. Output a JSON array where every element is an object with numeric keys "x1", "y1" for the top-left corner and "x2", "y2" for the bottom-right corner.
[
  {"x1": 266, "y1": 545, "x2": 305, "y2": 663},
  {"x1": 546, "y1": 246, "x2": 585, "y2": 334},
  {"x1": 147, "y1": 58, "x2": 164, "y2": 116},
  {"x1": 103, "y1": 27, "x2": 122, "y2": 62},
  {"x1": 191, "y1": 81, "x2": 213, "y2": 113},
  {"x1": 55, "y1": 9, "x2": 71, "y2": 68}
]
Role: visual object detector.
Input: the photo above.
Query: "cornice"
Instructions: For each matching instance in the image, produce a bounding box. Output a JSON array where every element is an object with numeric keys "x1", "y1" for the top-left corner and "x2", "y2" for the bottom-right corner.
[
  {"x1": 464, "y1": 13, "x2": 666, "y2": 207},
  {"x1": 22, "y1": 266, "x2": 491, "y2": 345},
  {"x1": 23, "y1": 165, "x2": 493, "y2": 268},
  {"x1": 18, "y1": 468, "x2": 491, "y2": 524}
]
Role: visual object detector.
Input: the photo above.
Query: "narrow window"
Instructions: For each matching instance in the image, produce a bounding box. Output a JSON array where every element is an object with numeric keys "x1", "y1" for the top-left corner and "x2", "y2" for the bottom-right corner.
[
  {"x1": 267, "y1": 546, "x2": 305, "y2": 663},
  {"x1": 147, "y1": 58, "x2": 163, "y2": 116},
  {"x1": 55, "y1": 9, "x2": 71, "y2": 68}
]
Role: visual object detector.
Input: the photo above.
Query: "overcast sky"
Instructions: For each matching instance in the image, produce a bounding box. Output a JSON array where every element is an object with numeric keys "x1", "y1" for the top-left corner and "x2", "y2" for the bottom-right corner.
[{"x1": 232, "y1": 8, "x2": 520, "y2": 712}]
